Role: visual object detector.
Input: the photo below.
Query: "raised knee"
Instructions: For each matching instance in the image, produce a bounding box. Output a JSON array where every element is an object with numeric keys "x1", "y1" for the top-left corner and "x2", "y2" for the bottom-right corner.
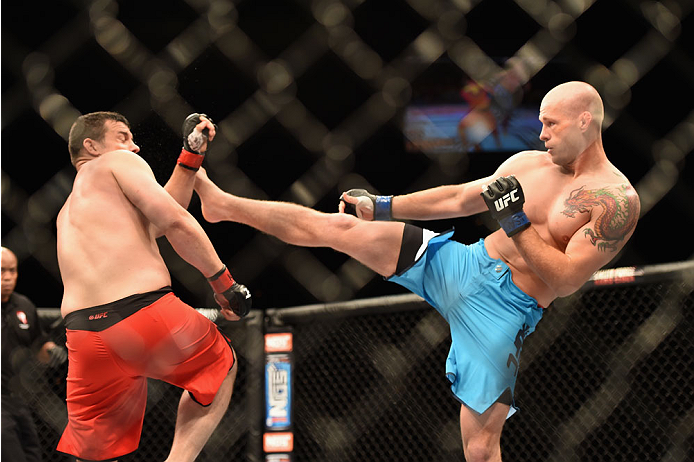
[
  {"x1": 330, "y1": 211, "x2": 360, "y2": 229},
  {"x1": 464, "y1": 435, "x2": 499, "y2": 462},
  {"x1": 317, "y1": 212, "x2": 360, "y2": 243}
]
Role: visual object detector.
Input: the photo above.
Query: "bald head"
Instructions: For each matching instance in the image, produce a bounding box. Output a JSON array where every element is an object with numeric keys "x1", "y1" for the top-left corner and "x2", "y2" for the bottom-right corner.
[
  {"x1": 541, "y1": 81, "x2": 604, "y2": 129},
  {"x1": 1, "y1": 247, "x2": 18, "y2": 302},
  {"x1": 1, "y1": 247, "x2": 17, "y2": 268}
]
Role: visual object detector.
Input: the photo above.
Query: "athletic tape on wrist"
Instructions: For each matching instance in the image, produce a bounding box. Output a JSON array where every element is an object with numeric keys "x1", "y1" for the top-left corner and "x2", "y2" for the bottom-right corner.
[
  {"x1": 177, "y1": 149, "x2": 204, "y2": 171},
  {"x1": 374, "y1": 195, "x2": 393, "y2": 221},
  {"x1": 499, "y1": 211, "x2": 530, "y2": 237},
  {"x1": 207, "y1": 265, "x2": 236, "y2": 292}
]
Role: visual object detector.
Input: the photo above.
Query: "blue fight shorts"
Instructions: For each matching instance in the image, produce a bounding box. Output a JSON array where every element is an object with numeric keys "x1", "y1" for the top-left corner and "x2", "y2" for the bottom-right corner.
[{"x1": 388, "y1": 225, "x2": 543, "y2": 418}]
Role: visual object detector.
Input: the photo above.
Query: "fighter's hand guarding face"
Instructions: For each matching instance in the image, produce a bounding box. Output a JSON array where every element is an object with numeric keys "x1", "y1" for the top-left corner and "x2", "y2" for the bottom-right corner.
[
  {"x1": 177, "y1": 113, "x2": 216, "y2": 171},
  {"x1": 481, "y1": 175, "x2": 531, "y2": 237}
]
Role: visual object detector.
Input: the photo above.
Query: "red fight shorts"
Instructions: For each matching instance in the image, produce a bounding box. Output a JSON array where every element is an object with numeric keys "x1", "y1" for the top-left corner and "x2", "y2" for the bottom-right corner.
[{"x1": 56, "y1": 287, "x2": 235, "y2": 462}]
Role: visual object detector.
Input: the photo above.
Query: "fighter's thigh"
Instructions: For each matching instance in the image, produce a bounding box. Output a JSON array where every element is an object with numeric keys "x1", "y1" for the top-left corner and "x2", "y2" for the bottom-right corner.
[
  {"x1": 459, "y1": 401, "x2": 508, "y2": 448},
  {"x1": 324, "y1": 214, "x2": 405, "y2": 277},
  {"x1": 137, "y1": 298, "x2": 236, "y2": 405}
]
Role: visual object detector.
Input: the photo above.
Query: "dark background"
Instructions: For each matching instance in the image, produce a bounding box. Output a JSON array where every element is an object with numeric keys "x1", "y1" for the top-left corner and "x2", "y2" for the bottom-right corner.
[{"x1": 2, "y1": 0, "x2": 693, "y2": 311}]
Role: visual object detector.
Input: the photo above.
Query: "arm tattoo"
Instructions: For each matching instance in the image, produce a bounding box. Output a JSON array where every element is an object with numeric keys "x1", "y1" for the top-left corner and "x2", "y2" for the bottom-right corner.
[{"x1": 561, "y1": 185, "x2": 639, "y2": 252}]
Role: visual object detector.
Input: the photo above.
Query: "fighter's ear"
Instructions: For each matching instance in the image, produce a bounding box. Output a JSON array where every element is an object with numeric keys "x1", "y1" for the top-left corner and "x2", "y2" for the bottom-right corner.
[
  {"x1": 579, "y1": 111, "x2": 592, "y2": 131},
  {"x1": 83, "y1": 138, "x2": 99, "y2": 155}
]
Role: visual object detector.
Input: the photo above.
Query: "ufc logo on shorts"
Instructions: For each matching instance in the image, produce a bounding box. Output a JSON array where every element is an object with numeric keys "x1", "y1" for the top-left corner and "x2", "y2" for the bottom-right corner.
[{"x1": 494, "y1": 190, "x2": 519, "y2": 211}]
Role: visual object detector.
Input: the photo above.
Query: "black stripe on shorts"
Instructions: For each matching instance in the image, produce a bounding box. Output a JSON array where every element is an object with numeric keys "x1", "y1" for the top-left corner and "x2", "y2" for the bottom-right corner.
[{"x1": 64, "y1": 287, "x2": 172, "y2": 332}]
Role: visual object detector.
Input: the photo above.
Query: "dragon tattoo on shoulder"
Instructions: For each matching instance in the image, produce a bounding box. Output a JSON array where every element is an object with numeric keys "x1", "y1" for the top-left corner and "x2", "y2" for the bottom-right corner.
[{"x1": 562, "y1": 185, "x2": 639, "y2": 252}]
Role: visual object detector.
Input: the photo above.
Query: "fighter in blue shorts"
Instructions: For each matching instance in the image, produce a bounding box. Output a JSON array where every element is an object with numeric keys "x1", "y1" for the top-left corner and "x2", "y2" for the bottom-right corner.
[
  {"x1": 183, "y1": 82, "x2": 640, "y2": 462},
  {"x1": 389, "y1": 226, "x2": 543, "y2": 418}
]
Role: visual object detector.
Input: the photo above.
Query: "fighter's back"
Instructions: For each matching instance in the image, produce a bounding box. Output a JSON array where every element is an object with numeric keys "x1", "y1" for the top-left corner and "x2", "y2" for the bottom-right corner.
[{"x1": 57, "y1": 151, "x2": 171, "y2": 316}]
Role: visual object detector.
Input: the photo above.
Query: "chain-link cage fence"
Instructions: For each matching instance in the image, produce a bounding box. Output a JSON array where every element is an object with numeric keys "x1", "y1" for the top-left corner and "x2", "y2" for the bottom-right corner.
[
  {"x1": 19, "y1": 262, "x2": 694, "y2": 461},
  {"x1": 265, "y1": 262, "x2": 694, "y2": 462}
]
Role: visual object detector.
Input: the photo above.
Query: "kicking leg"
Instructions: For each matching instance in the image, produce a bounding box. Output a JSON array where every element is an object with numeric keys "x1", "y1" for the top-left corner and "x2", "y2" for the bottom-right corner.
[
  {"x1": 165, "y1": 364, "x2": 237, "y2": 462},
  {"x1": 194, "y1": 169, "x2": 405, "y2": 277},
  {"x1": 459, "y1": 402, "x2": 508, "y2": 462}
]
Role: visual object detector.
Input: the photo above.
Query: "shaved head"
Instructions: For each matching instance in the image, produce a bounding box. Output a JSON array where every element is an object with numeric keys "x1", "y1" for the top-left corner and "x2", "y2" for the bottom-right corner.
[
  {"x1": 541, "y1": 81, "x2": 604, "y2": 129},
  {"x1": 538, "y1": 81, "x2": 608, "y2": 166},
  {"x1": 1, "y1": 247, "x2": 17, "y2": 264},
  {"x1": 1, "y1": 247, "x2": 18, "y2": 273}
]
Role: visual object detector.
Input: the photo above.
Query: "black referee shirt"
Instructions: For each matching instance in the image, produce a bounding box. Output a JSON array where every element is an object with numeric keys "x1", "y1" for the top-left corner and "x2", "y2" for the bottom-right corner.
[{"x1": 1, "y1": 292, "x2": 47, "y2": 396}]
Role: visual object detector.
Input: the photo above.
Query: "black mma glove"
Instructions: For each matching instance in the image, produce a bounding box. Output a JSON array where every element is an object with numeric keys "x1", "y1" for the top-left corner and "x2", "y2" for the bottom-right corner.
[
  {"x1": 340, "y1": 189, "x2": 393, "y2": 221},
  {"x1": 481, "y1": 175, "x2": 531, "y2": 237},
  {"x1": 47, "y1": 345, "x2": 68, "y2": 368},
  {"x1": 177, "y1": 113, "x2": 214, "y2": 171},
  {"x1": 207, "y1": 265, "x2": 252, "y2": 317}
]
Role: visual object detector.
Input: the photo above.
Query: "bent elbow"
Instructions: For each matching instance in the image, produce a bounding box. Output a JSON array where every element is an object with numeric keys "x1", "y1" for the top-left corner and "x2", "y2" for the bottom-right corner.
[
  {"x1": 555, "y1": 286, "x2": 579, "y2": 298},
  {"x1": 553, "y1": 278, "x2": 585, "y2": 298},
  {"x1": 159, "y1": 209, "x2": 191, "y2": 238},
  {"x1": 162, "y1": 215, "x2": 187, "y2": 236}
]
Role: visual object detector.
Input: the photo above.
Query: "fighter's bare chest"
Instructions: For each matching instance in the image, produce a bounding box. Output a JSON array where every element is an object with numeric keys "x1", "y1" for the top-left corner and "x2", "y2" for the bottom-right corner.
[{"x1": 522, "y1": 180, "x2": 594, "y2": 250}]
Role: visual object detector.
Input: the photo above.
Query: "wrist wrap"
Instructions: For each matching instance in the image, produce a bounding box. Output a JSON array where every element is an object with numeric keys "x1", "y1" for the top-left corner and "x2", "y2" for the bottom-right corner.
[
  {"x1": 207, "y1": 265, "x2": 235, "y2": 293},
  {"x1": 374, "y1": 195, "x2": 393, "y2": 221},
  {"x1": 177, "y1": 149, "x2": 205, "y2": 171},
  {"x1": 499, "y1": 211, "x2": 531, "y2": 237}
]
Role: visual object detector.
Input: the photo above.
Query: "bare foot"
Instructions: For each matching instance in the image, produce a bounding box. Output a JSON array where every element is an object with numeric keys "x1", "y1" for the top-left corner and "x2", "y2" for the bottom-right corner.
[{"x1": 194, "y1": 168, "x2": 227, "y2": 223}]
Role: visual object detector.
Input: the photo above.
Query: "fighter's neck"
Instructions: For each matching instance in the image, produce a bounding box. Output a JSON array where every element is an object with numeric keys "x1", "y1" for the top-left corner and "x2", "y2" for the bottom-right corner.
[{"x1": 561, "y1": 140, "x2": 608, "y2": 177}]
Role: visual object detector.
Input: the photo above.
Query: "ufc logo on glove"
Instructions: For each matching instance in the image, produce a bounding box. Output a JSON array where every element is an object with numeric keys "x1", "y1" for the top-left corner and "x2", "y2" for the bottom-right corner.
[
  {"x1": 494, "y1": 190, "x2": 520, "y2": 212},
  {"x1": 481, "y1": 176, "x2": 531, "y2": 237}
]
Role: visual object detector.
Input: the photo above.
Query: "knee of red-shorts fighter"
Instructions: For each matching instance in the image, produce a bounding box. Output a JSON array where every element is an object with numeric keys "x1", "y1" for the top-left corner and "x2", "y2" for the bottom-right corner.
[{"x1": 192, "y1": 354, "x2": 237, "y2": 407}]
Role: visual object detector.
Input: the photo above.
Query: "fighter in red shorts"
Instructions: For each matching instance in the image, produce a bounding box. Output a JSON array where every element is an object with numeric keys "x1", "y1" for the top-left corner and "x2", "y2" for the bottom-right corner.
[{"x1": 56, "y1": 112, "x2": 251, "y2": 462}]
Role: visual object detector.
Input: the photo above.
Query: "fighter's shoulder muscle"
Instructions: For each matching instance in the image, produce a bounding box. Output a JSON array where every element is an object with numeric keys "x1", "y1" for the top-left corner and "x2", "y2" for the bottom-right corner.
[
  {"x1": 96, "y1": 152, "x2": 157, "y2": 190},
  {"x1": 98, "y1": 150, "x2": 151, "y2": 172},
  {"x1": 584, "y1": 164, "x2": 639, "y2": 205},
  {"x1": 495, "y1": 150, "x2": 551, "y2": 176}
]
